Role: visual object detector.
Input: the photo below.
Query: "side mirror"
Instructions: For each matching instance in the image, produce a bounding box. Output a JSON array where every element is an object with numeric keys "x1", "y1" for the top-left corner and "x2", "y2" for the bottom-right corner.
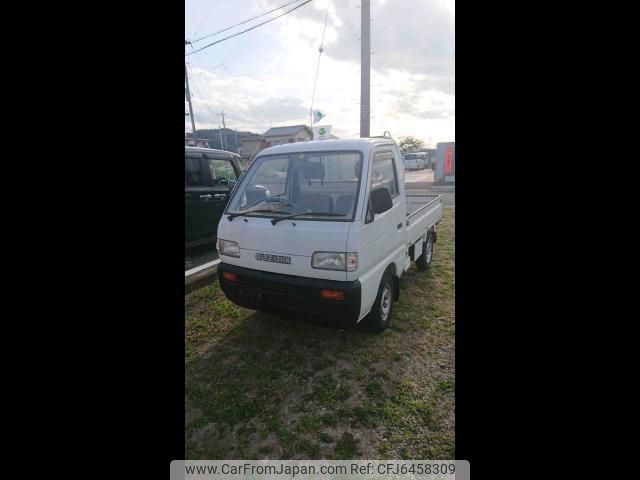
[
  {"x1": 370, "y1": 187, "x2": 393, "y2": 214},
  {"x1": 244, "y1": 185, "x2": 269, "y2": 206}
]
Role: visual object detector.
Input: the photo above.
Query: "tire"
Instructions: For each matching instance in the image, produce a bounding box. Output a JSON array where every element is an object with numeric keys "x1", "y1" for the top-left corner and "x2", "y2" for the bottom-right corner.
[
  {"x1": 416, "y1": 231, "x2": 434, "y2": 271},
  {"x1": 365, "y1": 272, "x2": 394, "y2": 332}
]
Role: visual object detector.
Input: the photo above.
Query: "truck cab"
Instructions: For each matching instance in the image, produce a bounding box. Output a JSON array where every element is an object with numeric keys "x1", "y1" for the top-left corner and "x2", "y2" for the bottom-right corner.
[{"x1": 217, "y1": 138, "x2": 442, "y2": 331}]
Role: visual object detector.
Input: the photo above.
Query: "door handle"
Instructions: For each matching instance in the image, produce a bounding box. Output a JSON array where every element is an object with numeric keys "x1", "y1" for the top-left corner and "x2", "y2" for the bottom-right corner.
[
  {"x1": 200, "y1": 194, "x2": 213, "y2": 200},
  {"x1": 397, "y1": 223, "x2": 403, "y2": 230},
  {"x1": 213, "y1": 193, "x2": 227, "y2": 200}
]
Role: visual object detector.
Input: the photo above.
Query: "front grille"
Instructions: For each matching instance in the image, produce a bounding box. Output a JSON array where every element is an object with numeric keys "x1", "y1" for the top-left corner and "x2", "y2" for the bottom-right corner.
[{"x1": 234, "y1": 275, "x2": 320, "y2": 299}]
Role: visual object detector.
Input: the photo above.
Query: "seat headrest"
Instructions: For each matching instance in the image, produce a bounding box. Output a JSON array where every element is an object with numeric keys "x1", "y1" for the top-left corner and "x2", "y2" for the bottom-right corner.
[
  {"x1": 354, "y1": 159, "x2": 363, "y2": 178},
  {"x1": 302, "y1": 161, "x2": 325, "y2": 180}
]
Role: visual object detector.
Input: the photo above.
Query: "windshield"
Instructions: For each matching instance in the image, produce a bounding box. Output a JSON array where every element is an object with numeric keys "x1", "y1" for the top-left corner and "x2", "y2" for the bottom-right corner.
[{"x1": 226, "y1": 151, "x2": 363, "y2": 220}]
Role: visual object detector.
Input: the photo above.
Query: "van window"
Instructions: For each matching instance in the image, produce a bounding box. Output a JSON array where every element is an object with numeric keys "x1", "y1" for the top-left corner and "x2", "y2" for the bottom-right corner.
[
  {"x1": 185, "y1": 157, "x2": 205, "y2": 187},
  {"x1": 206, "y1": 158, "x2": 237, "y2": 182},
  {"x1": 371, "y1": 152, "x2": 399, "y2": 198}
]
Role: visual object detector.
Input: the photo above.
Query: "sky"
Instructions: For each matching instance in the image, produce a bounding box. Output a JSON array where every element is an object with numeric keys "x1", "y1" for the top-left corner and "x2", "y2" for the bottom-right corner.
[{"x1": 185, "y1": 0, "x2": 454, "y2": 146}]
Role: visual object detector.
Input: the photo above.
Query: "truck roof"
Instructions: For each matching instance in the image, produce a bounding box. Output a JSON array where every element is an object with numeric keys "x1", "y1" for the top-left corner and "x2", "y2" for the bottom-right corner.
[{"x1": 258, "y1": 138, "x2": 397, "y2": 157}]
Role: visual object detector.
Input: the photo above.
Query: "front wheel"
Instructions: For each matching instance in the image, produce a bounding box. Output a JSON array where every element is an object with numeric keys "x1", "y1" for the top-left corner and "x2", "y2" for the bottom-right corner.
[
  {"x1": 365, "y1": 272, "x2": 394, "y2": 332},
  {"x1": 416, "y1": 231, "x2": 434, "y2": 271}
]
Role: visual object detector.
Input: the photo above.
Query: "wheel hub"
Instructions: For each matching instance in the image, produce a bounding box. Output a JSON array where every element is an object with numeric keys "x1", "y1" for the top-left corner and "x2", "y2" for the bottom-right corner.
[
  {"x1": 381, "y1": 285, "x2": 392, "y2": 321},
  {"x1": 425, "y1": 238, "x2": 433, "y2": 263}
]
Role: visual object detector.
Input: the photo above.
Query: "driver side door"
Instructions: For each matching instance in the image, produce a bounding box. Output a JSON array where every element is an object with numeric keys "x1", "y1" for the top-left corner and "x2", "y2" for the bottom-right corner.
[{"x1": 202, "y1": 154, "x2": 240, "y2": 241}]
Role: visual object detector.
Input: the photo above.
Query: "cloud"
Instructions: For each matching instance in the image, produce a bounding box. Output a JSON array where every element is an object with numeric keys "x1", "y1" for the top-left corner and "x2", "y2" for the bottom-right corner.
[
  {"x1": 235, "y1": 96, "x2": 309, "y2": 127},
  {"x1": 186, "y1": 0, "x2": 454, "y2": 143},
  {"x1": 266, "y1": 0, "x2": 454, "y2": 78}
]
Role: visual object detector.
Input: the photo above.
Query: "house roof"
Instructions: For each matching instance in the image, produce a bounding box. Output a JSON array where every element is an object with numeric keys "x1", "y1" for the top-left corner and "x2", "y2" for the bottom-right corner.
[{"x1": 263, "y1": 125, "x2": 310, "y2": 137}]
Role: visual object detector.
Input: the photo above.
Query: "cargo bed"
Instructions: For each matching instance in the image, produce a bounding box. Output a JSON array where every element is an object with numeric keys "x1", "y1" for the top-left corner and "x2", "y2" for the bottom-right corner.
[
  {"x1": 406, "y1": 194, "x2": 442, "y2": 220},
  {"x1": 404, "y1": 194, "x2": 443, "y2": 264}
]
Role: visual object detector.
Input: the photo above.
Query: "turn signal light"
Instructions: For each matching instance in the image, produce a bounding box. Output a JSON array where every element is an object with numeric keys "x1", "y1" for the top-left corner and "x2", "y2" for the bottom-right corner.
[
  {"x1": 222, "y1": 272, "x2": 237, "y2": 282},
  {"x1": 321, "y1": 289, "x2": 344, "y2": 301}
]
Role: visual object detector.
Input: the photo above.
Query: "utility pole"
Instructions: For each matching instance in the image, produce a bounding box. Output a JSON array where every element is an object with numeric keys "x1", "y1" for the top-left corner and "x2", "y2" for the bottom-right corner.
[
  {"x1": 219, "y1": 126, "x2": 225, "y2": 151},
  {"x1": 360, "y1": 0, "x2": 371, "y2": 138},
  {"x1": 217, "y1": 108, "x2": 227, "y2": 151},
  {"x1": 184, "y1": 62, "x2": 197, "y2": 141},
  {"x1": 217, "y1": 108, "x2": 227, "y2": 129}
]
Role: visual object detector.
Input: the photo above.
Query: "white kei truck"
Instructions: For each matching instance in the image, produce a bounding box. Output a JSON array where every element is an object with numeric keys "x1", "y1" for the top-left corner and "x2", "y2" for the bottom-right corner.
[{"x1": 216, "y1": 137, "x2": 442, "y2": 331}]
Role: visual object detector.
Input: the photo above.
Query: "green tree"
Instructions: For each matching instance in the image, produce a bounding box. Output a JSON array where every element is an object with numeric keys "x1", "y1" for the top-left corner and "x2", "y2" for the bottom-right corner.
[{"x1": 398, "y1": 136, "x2": 425, "y2": 152}]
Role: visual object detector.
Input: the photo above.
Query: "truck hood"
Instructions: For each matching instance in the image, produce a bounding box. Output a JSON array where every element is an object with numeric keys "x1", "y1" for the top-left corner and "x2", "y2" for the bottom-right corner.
[{"x1": 217, "y1": 215, "x2": 352, "y2": 281}]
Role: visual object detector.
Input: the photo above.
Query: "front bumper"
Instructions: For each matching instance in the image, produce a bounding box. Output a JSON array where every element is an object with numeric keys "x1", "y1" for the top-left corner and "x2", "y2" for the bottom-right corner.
[{"x1": 218, "y1": 263, "x2": 362, "y2": 326}]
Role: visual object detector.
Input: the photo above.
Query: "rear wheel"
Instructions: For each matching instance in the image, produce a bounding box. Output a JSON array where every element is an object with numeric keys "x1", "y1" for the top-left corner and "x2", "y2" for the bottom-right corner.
[
  {"x1": 365, "y1": 272, "x2": 394, "y2": 332},
  {"x1": 416, "y1": 231, "x2": 434, "y2": 271}
]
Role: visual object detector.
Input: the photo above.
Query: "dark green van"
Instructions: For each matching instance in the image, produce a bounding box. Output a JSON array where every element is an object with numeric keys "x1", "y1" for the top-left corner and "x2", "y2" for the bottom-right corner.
[{"x1": 185, "y1": 147, "x2": 245, "y2": 248}]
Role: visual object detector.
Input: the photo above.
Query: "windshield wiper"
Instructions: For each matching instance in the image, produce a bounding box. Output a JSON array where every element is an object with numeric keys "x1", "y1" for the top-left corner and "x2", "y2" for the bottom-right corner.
[
  {"x1": 228, "y1": 197, "x2": 298, "y2": 221},
  {"x1": 227, "y1": 208, "x2": 291, "y2": 221},
  {"x1": 271, "y1": 211, "x2": 346, "y2": 225}
]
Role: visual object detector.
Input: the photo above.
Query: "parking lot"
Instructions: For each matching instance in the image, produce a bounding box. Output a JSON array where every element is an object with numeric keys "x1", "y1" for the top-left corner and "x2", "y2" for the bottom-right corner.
[
  {"x1": 404, "y1": 167, "x2": 434, "y2": 186},
  {"x1": 185, "y1": 190, "x2": 455, "y2": 459}
]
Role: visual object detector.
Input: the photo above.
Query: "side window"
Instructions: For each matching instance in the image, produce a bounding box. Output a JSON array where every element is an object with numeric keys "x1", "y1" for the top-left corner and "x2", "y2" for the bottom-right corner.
[
  {"x1": 370, "y1": 152, "x2": 399, "y2": 198},
  {"x1": 185, "y1": 157, "x2": 205, "y2": 187},
  {"x1": 207, "y1": 158, "x2": 237, "y2": 182}
]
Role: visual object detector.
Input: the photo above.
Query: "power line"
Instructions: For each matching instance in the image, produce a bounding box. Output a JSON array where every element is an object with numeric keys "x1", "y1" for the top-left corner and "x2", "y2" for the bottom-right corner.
[
  {"x1": 186, "y1": 0, "x2": 314, "y2": 56},
  {"x1": 189, "y1": 47, "x2": 208, "y2": 74},
  {"x1": 191, "y1": 0, "x2": 223, "y2": 37},
  {"x1": 188, "y1": 0, "x2": 307, "y2": 44},
  {"x1": 189, "y1": 37, "x2": 233, "y2": 76},
  {"x1": 308, "y1": 0, "x2": 331, "y2": 127},
  {"x1": 188, "y1": 43, "x2": 227, "y2": 77},
  {"x1": 242, "y1": 50, "x2": 284, "y2": 77},
  {"x1": 194, "y1": 62, "x2": 226, "y2": 77}
]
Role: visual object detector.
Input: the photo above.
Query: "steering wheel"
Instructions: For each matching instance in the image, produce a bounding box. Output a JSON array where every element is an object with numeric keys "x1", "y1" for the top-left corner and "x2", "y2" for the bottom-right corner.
[{"x1": 243, "y1": 196, "x2": 298, "y2": 210}]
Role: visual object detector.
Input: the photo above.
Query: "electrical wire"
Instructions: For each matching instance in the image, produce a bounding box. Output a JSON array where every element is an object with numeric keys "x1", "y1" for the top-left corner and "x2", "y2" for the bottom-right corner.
[
  {"x1": 308, "y1": 0, "x2": 331, "y2": 127},
  {"x1": 186, "y1": 0, "x2": 314, "y2": 56},
  {"x1": 188, "y1": 0, "x2": 308, "y2": 44},
  {"x1": 194, "y1": 62, "x2": 226, "y2": 77},
  {"x1": 191, "y1": 0, "x2": 223, "y2": 38},
  {"x1": 243, "y1": 50, "x2": 284, "y2": 77}
]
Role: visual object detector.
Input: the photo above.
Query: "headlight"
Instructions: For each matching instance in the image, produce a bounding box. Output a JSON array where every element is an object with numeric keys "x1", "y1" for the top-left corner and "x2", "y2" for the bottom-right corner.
[
  {"x1": 312, "y1": 252, "x2": 358, "y2": 271},
  {"x1": 219, "y1": 239, "x2": 240, "y2": 258}
]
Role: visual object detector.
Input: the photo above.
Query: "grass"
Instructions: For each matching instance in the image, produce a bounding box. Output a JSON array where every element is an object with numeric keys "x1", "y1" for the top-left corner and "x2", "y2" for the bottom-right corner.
[
  {"x1": 335, "y1": 432, "x2": 361, "y2": 459},
  {"x1": 185, "y1": 208, "x2": 455, "y2": 459}
]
